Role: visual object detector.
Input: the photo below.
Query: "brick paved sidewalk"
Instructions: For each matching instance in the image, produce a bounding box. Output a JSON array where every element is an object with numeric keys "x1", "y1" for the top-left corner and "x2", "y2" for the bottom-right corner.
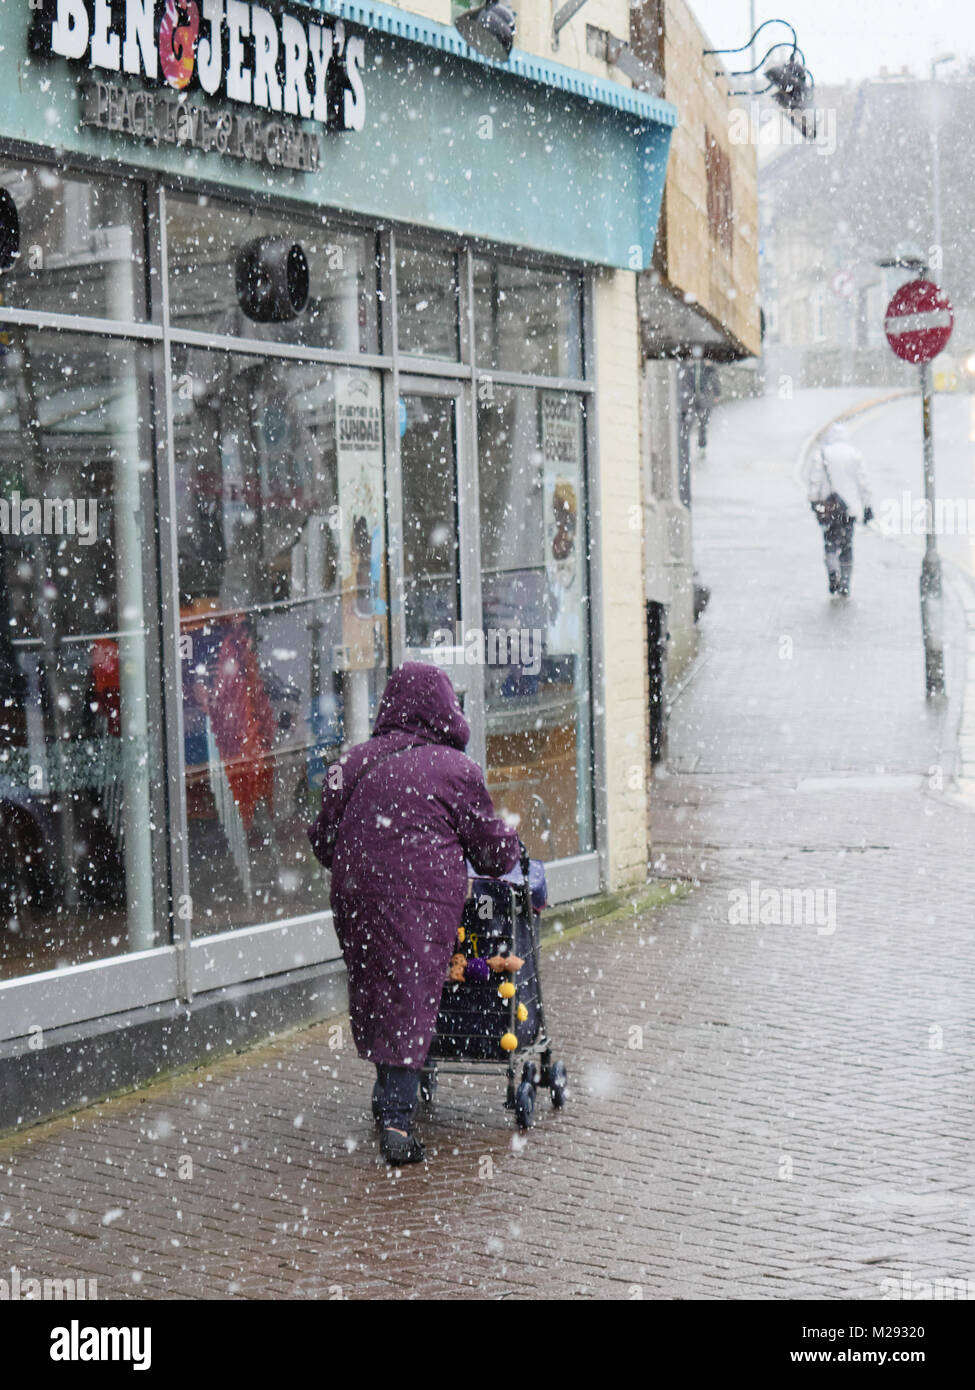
[{"x1": 2, "y1": 391, "x2": 973, "y2": 1301}]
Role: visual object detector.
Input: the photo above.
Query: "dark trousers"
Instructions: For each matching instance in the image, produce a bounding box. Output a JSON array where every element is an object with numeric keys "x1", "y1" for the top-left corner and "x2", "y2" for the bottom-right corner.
[
  {"x1": 374, "y1": 1064, "x2": 421, "y2": 1130},
  {"x1": 697, "y1": 407, "x2": 711, "y2": 449},
  {"x1": 822, "y1": 512, "x2": 855, "y2": 591}
]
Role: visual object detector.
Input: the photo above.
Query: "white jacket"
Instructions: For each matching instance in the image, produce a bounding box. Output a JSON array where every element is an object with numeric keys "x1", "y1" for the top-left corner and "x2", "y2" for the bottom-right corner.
[{"x1": 806, "y1": 423, "x2": 872, "y2": 513}]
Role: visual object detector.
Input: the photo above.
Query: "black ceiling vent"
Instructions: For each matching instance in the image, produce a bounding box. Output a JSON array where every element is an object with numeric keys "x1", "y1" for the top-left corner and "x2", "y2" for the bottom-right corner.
[
  {"x1": 235, "y1": 237, "x2": 310, "y2": 322},
  {"x1": 0, "y1": 189, "x2": 20, "y2": 273}
]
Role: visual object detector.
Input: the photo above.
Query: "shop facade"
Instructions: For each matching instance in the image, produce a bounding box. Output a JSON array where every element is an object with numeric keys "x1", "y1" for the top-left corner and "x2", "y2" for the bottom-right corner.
[
  {"x1": 628, "y1": 0, "x2": 760, "y2": 763},
  {"x1": 0, "y1": 0, "x2": 674, "y2": 1124}
]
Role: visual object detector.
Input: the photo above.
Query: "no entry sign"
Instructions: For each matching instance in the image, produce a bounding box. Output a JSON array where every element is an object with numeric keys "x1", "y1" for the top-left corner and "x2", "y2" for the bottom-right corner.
[{"x1": 884, "y1": 279, "x2": 954, "y2": 363}]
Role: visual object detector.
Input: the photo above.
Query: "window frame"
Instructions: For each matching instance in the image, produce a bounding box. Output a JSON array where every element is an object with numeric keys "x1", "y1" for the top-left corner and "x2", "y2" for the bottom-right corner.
[{"x1": 0, "y1": 153, "x2": 602, "y2": 1039}]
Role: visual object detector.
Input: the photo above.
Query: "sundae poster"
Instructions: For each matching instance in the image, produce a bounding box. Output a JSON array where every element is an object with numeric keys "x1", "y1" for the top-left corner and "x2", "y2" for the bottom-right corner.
[
  {"x1": 540, "y1": 392, "x2": 583, "y2": 656},
  {"x1": 335, "y1": 369, "x2": 386, "y2": 669}
]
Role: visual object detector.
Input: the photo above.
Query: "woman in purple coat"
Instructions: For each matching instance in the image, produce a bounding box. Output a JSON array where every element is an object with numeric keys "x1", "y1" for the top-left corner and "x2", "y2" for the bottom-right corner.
[{"x1": 308, "y1": 662, "x2": 519, "y2": 1164}]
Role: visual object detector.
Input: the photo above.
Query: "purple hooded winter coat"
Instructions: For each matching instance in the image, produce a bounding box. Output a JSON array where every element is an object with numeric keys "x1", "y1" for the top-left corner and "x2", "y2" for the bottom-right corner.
[{"x1": 308, "y1": 662, "x2": 519, "y2": 1067}]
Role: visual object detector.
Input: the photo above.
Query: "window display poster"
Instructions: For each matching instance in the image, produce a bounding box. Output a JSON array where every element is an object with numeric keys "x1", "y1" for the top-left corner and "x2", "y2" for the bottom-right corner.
[
  {"x1": 335, "y1": 369, "x2": 387, "y2": 670},
  {"x1": 540, "y1": 391, "x2": 583, "y2": 657}
]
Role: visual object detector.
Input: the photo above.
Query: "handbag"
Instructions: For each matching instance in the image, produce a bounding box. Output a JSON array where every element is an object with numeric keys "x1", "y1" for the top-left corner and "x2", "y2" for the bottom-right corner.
[{"x1": 811, "y1": 458, "x2": 848, "y2": 527}]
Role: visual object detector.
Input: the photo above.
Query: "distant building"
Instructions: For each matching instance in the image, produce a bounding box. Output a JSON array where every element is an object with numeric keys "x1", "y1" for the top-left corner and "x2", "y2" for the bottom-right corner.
[{"x1": 760, "y1": 67, "x2": 975, "y2": 392}]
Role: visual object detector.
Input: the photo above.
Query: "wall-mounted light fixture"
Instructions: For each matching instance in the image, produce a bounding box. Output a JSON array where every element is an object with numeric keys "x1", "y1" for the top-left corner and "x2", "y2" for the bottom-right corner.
[
  {"x1": 704, "y1": 18, "x2": 815, "y2": 135},
  {"x1": 454, "y1": 3, "x2": 517, "y2": 62}
]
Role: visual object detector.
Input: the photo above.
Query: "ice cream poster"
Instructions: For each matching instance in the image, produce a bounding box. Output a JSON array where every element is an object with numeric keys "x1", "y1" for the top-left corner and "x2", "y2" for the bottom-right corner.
[
  {"x1": 540, "y1": 391, "x2": 583, "y2": 656},
  {"x1": 335, "y1": 369, "x2": 387, "y2": 670}
]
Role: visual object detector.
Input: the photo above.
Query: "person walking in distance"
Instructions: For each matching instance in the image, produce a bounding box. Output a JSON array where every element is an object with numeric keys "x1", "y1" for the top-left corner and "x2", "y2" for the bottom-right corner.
[
  {"x1": 695, "y1": 361, "x2": 721, "y2": 455},
  {"x1": 807, "y1": 422, "x2": 874, "y2": 598}
]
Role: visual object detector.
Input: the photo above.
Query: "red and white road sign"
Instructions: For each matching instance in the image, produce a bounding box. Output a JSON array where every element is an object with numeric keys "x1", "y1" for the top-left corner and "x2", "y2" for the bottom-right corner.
[{"x1": 884, "y1": 279, "x2": 954, "y2": 363}]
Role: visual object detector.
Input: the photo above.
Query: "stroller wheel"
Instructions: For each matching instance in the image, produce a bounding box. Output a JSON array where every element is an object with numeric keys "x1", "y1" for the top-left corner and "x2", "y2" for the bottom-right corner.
[
  {"x1": 419, "y1": 1067, "x2": 438, "y2": 1104},
  {"x1": 549, "y1": 1060, "x2": 568, "y2": 1110},
  {"x1": 515, "y1": 1080, "x2": 536, "y2": 1130}
]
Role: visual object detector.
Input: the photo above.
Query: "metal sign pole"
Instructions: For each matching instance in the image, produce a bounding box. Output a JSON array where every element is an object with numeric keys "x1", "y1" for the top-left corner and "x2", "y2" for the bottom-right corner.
[
  {"x1": 882, "y1": 271, "x2": 952, "y2": 700},
  {"x1": 919, "y1": 360, "x2": 945, "y2": 697}
]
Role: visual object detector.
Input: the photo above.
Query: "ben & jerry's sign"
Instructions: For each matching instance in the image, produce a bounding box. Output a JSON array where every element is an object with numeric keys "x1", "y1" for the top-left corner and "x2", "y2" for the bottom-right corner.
[{"x1": 29, "y1": 1, "x2": 367, "y2": 169}]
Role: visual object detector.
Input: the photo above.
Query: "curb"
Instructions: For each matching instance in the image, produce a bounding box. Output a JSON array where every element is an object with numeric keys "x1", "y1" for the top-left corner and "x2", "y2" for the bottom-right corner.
[
  {"x1": 943, "y1": 572, "x2": 975, "y2": 805},
  {"x1": 667, "y1": 650, "x2": 713, "y2": 709},
  {"x1": 792, "y1": 390, "x2": 913, "y2": 495},
  {"x1": 539, "y1": 878, "x2": 693, "y2": 949}
]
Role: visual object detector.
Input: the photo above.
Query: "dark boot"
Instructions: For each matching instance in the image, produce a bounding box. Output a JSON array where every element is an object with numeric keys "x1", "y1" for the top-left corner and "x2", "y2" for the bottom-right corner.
[
  {"x1": 380, "y1": 1127, "x2": 426, "y2": 1165},
  {"x1": 373, "y1": 1064, "x2": 422, "y2": 1149}
]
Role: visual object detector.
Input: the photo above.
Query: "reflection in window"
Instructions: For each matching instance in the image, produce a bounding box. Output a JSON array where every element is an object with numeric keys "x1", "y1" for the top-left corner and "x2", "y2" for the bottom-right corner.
[
  {"x1": 478, "y1": 386, "x2": 592, "y2": 858},
  {"x1": 474, "y1": 258, "x2": 583, "y2": 378},
  {"x1": 0, "y1": 333, "x2": 159, "y2": 980},
  {"x1": 0, "y1": 164, "x2": 147, "y2": 322},
  {"x1": 173, "y1": 351, "x2": 388, "y2": 934},
  {"x1": 400, "y1": 395, "x2": 460, "y2": 646},
  {"x1": 396, "y1": 244, "x2": 460, "y2": 360},
  {"x1": 166, "y1": 193, "x2": 379, "y2": 353}
]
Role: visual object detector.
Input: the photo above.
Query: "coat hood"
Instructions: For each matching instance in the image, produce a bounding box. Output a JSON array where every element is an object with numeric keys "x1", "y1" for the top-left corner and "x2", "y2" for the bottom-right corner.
[{"x1": 372, "y1": 662, "x2": 470, "y2": 750}]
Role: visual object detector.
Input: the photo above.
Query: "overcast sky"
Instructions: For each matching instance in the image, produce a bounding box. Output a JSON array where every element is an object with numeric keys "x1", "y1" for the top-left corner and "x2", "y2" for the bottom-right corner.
[{"x1": 688, "y1": 0, "x2": 975, "y2": 86}]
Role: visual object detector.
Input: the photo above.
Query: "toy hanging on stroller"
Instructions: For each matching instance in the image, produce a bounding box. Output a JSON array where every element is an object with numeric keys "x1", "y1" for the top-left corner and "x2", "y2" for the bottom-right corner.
[{"x1": 422, "y1": 844, "x2": 567, "y2": 1129}]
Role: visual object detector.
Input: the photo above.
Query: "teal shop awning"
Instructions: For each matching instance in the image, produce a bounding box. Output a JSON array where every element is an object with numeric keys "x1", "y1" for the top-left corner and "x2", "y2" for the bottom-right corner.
[{"x1": 0, "y1": 0, "x2": 676, "y2": 271}]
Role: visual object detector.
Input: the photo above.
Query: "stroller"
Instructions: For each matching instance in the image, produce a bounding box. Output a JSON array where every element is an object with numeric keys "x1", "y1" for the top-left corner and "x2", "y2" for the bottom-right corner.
[{"x1": 421, "y1": 844, "x2": 567, "y2": 1129}]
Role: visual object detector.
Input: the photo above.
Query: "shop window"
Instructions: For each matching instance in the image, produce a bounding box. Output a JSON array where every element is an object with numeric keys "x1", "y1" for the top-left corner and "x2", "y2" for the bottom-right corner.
[
  {"x1": 474, "y1": 258, "x2": 583, "y2": 379},
  {"x1": 0, "y1": 163, "x2": 146, "y2": 321},
  {"x1": 0, "y1": 332, "x2": 161, "y2": 980},
  {"x1": 395, "y1": 243, "x2": 460, "y2": 361},
  {"x1": 400, "y1": 395, "x2": 460, "y2": 645},
  {"x1": 172, "y1": 350, "x2": 388, "y2": 936},
  {"x1": 476, "y1": 385, "x2": 593, "y2": 859},
  {"x1": 166, "y1": 193, "x2": 379, "y2": 353}
]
